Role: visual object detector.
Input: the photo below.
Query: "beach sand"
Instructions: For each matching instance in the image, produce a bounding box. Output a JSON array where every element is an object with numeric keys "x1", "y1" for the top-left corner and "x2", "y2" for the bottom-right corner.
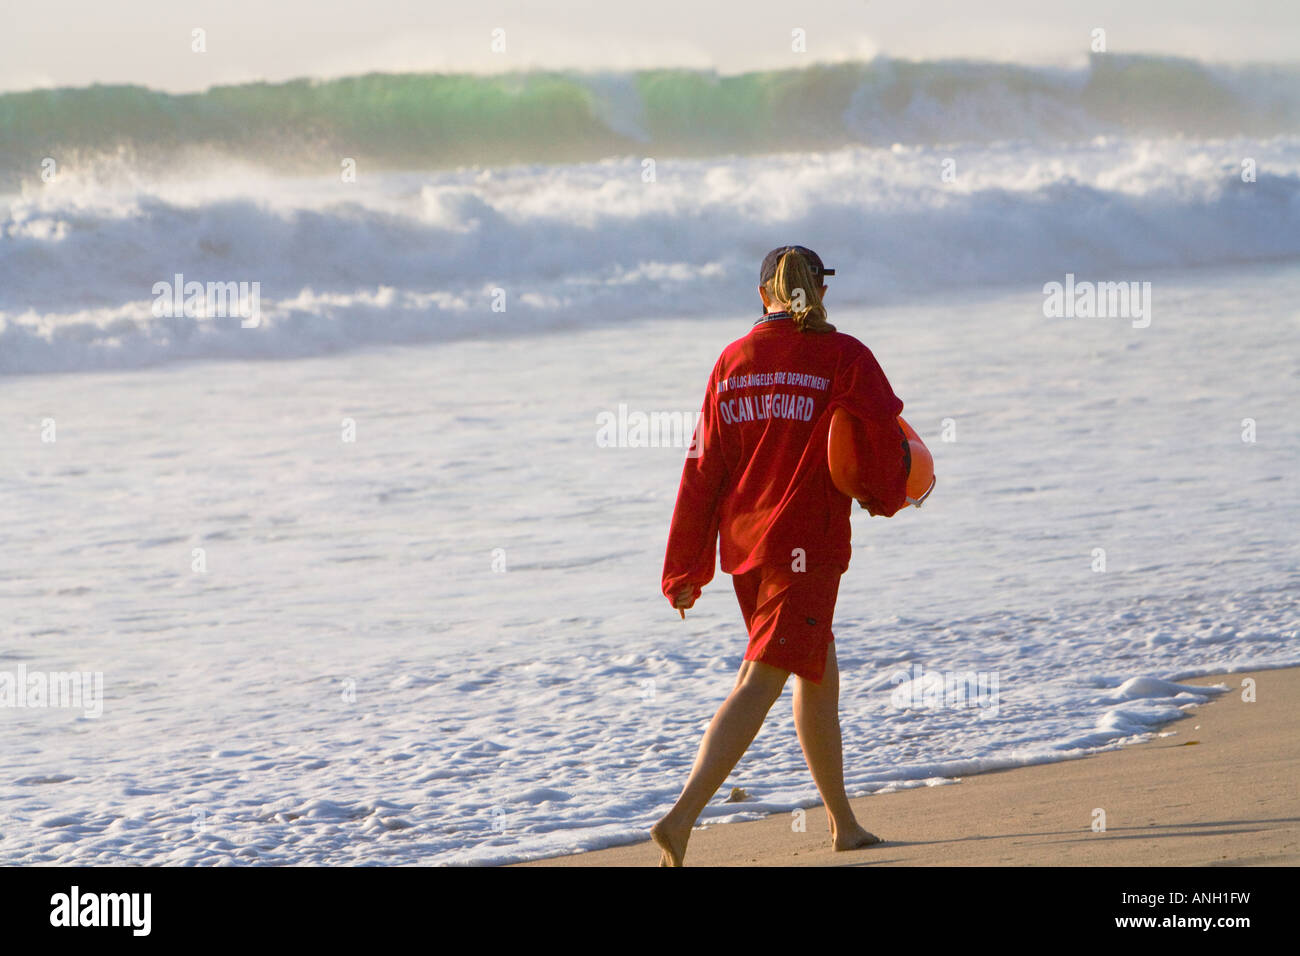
[{"x1": 515, "y1": 667, "x2": 1299, "y2": 866}]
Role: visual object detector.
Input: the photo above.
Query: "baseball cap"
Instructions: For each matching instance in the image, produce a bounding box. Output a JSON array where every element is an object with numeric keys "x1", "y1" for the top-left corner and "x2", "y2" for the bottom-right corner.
[{"x1": 760, "y1": 245, "x2": 835, "y2": 285}]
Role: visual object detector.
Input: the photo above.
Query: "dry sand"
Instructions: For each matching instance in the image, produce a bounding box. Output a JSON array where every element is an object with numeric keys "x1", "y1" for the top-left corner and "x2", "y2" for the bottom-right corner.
[{"x1": 515, "y1": 667, "x2": 1299, "y2": 866}]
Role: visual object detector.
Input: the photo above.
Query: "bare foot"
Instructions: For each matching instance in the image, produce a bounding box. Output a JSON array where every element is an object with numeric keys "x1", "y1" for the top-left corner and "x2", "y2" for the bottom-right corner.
[
  {"x1": 832, "y1": 822, "x2": 883, "y2": 851},
  {"x1": 651, "y1": 818, "x2": 690, "y2": 867}
]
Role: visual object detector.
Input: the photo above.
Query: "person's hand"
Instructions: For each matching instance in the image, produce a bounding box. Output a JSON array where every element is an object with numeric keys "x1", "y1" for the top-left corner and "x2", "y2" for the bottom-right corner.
[{"x1": 673, "y1": 587, "x2": 697, "y2": 618}]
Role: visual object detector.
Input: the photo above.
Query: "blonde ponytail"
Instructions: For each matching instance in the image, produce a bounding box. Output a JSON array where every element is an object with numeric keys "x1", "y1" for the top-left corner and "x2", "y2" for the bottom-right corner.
[{"x1": 764, "y1": 249, "x2": 835, "y2": 333}]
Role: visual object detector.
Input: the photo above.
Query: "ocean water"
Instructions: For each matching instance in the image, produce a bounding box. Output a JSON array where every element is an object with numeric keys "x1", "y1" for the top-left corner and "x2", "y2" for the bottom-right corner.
[
  {"x1": 4, "y1": 133, "x2": 1300, "y2": 374},
  {"x1": 2, "y1": 264, "x2": 1296, "y2": 865},
  {"x1": 5, "y1": 54, "x2": 1300, "y2": 179},
  {"x1": 1, "y1": 55, "x2": 1298, "y2": 865}
]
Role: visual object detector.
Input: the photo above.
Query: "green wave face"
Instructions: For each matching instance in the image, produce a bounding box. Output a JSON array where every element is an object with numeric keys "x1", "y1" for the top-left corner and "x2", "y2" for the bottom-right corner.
[
  {"x1": 2, "y1": 72, "x2": 629, "y2": 171},
  {"x1": 4, "y1": 55, "x2": 1299, "y2": 180}
]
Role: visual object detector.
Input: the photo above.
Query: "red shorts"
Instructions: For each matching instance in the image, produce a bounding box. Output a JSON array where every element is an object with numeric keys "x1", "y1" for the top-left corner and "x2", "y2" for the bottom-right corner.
[{"x1": 731, "y1": 564, "x2": 842, "y2": 683}]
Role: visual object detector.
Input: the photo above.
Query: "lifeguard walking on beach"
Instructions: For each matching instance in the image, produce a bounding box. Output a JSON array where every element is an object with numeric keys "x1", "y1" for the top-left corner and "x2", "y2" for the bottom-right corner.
[{"x1": 652, "y1": 245, "x2": 913, "y2": 867}]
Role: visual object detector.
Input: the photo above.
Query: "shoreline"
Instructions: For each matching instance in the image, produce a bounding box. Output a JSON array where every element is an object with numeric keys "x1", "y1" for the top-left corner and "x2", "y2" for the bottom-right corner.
[{"x1": 513, "y1": 667, "x2": 1300, "y2": 866}]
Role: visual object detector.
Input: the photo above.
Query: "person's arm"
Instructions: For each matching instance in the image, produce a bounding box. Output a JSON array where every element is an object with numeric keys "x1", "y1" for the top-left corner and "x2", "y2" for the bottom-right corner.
[
  {"x1": 661, "y1": 367, "x2": 728, "y2": 612},
  {"x1": 826, "y1": 347, "x2": 910, "y2": 518}
]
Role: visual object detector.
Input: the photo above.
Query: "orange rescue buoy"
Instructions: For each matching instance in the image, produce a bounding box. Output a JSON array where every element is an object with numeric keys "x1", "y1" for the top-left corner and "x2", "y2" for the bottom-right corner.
[{"x1": 828, "y1": 409, "x2": 936, "y2": 510}]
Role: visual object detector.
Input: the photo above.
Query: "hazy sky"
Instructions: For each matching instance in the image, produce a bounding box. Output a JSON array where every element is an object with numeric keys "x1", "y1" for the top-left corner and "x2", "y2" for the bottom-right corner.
[{"x1": 5, "y1": 0, "x2": 1298, "y2": 92}]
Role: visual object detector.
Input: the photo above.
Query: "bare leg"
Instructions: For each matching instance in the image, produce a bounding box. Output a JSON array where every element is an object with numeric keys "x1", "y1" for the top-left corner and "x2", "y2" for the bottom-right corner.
[
  {"x1": 792, "y1": 644, "x2": 881, "y2": 850},
  {"x1": 652, "y1": 659, "x2": 789, "y2": 866}
]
